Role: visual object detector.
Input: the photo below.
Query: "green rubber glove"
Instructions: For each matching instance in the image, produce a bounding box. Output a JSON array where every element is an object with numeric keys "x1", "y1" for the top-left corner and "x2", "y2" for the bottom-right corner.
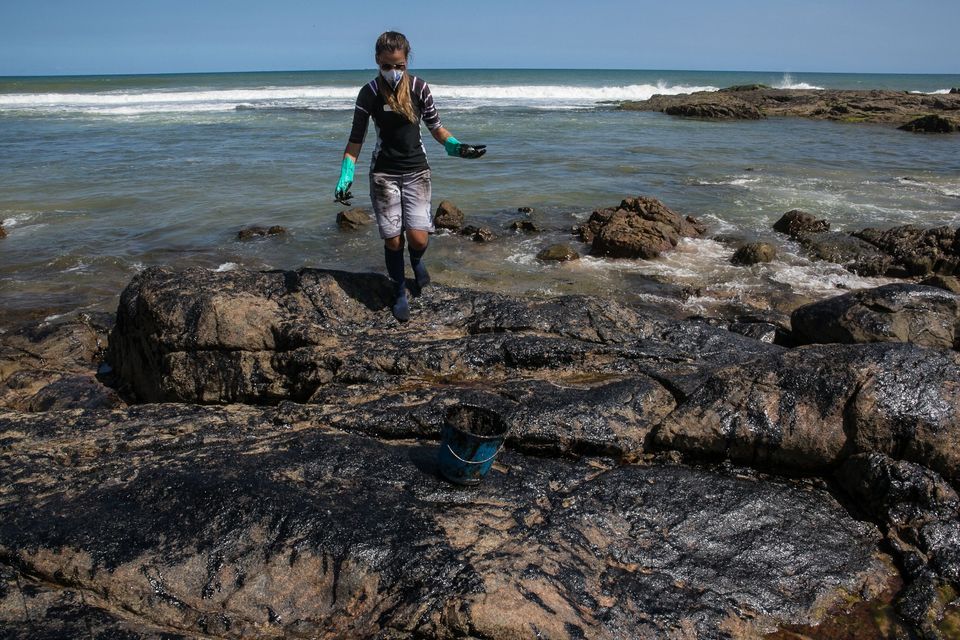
[
  {"x1": 335, "y1": 156, "x2": 355, "y2": 203},
  {"x1": 444, "y1": 136, "x2": 486, "y2": 159}
]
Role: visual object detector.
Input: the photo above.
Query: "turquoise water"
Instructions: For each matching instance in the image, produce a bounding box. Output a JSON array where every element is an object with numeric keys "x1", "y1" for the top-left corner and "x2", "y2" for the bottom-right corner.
[{"x1": 1, "y1": 69, "x2": 959, "y2": 327}]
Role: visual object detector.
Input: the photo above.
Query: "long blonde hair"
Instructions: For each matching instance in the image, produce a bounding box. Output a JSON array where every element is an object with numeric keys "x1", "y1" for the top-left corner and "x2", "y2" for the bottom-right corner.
[{"x1": 376, "y1": 31, "x2": 417, "y2": 124}]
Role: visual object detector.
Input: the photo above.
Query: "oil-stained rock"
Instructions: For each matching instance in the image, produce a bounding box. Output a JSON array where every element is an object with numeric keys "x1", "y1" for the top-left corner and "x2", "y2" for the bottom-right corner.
[
  {"x1": 654, "y1": 343, "x2": 960, "y2": 481},
  {"x1": 106, "y1": 266, "x2": 781, "y2": 407},
  {"x1": 791, "y1": 283, "x2": 960, "y2": 350},
  {"x1": 0, "y1": 405, "x2": 898, "y2": 639}
]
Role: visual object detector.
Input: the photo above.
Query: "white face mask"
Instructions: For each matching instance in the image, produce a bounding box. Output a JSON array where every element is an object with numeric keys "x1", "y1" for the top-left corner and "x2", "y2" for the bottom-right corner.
[{"x1": 380, "y1": 68, "x2": 404, "y2": 90}]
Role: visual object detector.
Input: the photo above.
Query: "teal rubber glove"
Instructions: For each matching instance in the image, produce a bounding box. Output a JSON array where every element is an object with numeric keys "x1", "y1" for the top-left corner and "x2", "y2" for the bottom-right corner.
[
  {"x1": 335, "y1": 156, "x2": 355, "y2": 204},
  {"x1": 444, "y1": 136, "x2": 486, "y2": 159}
]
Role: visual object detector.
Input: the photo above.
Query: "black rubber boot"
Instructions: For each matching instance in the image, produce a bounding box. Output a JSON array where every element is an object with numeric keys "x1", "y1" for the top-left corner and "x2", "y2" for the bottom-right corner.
[
  {"x1": 384, "y1": 246, "x2": 409, "y2": 322},
  {"x1": 409, "y1": 244, "x2": 431, "y2": 294}
]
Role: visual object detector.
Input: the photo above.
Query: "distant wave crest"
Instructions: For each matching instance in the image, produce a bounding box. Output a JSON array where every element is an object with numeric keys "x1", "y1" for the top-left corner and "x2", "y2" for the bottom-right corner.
[
  {"x1": 773, "y1": 73, "x2": 824, "y2": 90},
  {"x1": 0, "y1": 82, "x2": 718, "y2": 116}
]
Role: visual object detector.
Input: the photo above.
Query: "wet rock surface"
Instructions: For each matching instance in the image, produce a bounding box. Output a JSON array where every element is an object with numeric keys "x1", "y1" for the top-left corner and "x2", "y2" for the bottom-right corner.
[
  {"x1": 0, "y1": 312, "x2": 124, "y2": 412},
  {"x1": 536, "y1": 243, "x2": 580, "y2": 262},
  {"x1": 774, "y1": 214, "x2": 960, "y2": 279},
  {"x1": 899, "y1": 114, "x2": 959, "y2": 133},
  {"x1": 237, "y1": 225, "x2": 286, "y2": 241},
  {"x1": 105, "y1": 265, "x2": 780, "y2": 408},
  {"x1": 7, "y1": 266, "x2": 960, "y2": 637},
  {"x1": 730, "y1": 241, "x2": 776, "y2": 265},
  {"x1": 575, "y1": 196, "x2": 707, "y2": 259},
  {"x1": 664, "y1": 99, "x2": 764, "y2": 120},
  {"x1": 621, "y1": 88, "x2": 960, "y2": 128},
  {"x1": 0, "y1": 404, "x2": 899, "y2": 639},
  {"x1": 791, "y1": 283, "x2": 960, "y2": 350},
  {"x1": 335, "y1": 207, "x2": 371, "y2": 230},
  {"x1": 434, "y1": 200, "x2": 464, "y2": 231}
]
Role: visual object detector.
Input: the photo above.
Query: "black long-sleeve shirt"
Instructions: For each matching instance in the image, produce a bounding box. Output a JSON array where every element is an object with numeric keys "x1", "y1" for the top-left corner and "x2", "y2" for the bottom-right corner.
[{"x1": 349, "y1": 75, "x2": 443, "y2": 174}]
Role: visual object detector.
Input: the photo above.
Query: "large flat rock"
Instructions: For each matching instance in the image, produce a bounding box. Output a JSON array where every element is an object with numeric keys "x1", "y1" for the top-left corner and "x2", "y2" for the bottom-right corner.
[{"x1": 0, "y1": 405, "x2": 898, "y2": 639}]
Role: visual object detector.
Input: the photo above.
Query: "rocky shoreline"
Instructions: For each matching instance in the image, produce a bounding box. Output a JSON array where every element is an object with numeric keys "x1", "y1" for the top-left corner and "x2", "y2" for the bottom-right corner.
[
  {"x1": 619, "y1": 87, "x2": 960, "y2": 130},
  {"x1": 3, "y1": 249, "x2": 960, "y2": 637}
]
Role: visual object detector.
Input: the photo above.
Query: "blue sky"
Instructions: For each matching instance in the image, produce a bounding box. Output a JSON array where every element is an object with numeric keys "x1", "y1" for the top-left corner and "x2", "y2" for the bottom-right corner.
[{"x1": 1, "y1": 0, "x2": 958, "y2": 76}]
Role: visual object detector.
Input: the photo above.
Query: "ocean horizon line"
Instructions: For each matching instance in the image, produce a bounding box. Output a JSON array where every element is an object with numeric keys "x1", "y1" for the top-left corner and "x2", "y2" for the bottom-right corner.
[{"x1": 2, "y1": 67, "x2": 959, "y2": 80}]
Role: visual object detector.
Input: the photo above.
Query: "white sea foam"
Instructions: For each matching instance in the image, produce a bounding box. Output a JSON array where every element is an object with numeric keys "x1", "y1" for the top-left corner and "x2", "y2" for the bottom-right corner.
[
  {"x1": 910, "y1": 89, "x2": 952, "y2": 95},
  {"x1": 214, "y1": 262, "x2": 239, "y2": 272},
  {"x1": 0, "y1": 82, "x2": 718, "y2": 116},
  {"x1": 773, "y1": 73, "x2": 824, "y2": 90}
]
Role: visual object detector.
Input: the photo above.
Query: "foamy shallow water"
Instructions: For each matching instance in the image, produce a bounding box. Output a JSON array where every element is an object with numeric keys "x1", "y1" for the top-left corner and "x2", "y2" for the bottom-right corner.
[{"x1": 1, "y1": 69, "x2": 959, "y2": 326}]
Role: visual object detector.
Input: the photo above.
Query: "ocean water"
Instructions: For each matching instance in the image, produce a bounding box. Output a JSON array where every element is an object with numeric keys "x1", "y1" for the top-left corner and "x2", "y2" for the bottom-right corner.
[{"x1": 1, "y1": 69, "x2": 959, "y2": 327}]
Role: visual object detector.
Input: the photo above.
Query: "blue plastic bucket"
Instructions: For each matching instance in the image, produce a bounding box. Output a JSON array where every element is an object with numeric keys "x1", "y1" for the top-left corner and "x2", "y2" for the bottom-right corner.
[{"x1": 437, "y1": 404, "x2": 509, "y2": 486}]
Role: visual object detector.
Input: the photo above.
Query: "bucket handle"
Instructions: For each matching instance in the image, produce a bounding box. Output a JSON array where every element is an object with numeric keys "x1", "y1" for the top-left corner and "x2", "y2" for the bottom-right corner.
[{"x1": 445, "y1": 442, "x2": 504, "y2": 465}]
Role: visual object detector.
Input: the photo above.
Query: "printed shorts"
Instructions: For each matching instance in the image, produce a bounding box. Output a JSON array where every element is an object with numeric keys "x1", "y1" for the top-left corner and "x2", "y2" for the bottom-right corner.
[{"x1": 369, "y1": 168, "x2": 434, "y2": 239}]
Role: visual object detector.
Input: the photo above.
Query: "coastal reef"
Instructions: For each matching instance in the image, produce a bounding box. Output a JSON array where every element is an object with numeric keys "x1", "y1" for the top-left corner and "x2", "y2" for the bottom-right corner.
[
  {"x1": 620, "y1": 88, "x2": 960, "y2": 130},
  {"x1": 3, "y1": 262, "x2": 960, "y2": 638}
]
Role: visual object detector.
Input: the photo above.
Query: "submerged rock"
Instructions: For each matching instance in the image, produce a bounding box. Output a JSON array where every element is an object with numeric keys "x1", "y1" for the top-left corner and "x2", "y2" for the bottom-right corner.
[
  {"x1": 507, "y1": 219, "x2": 540, "y2": 233},
  {"x1": 460, "y1": 225, "x2": 495, "y2": 242},
  {"x1": 796, "y1": 231, "x2": 894, "y2": 276},
  {"x1": 536, "y1": 243, "x2": 580, "y2": 262},
  {"x1": 899, "y1": 114, "x2": 958, "y2": 133},
  {"x1": 922, "y1": 274, "x2": 960, "y2": 294},
  {"x1": 0, "y1": 404, "x2": 898, "y2": 639},
  {"x1": 730, "y1": 241, "x2": 776, "y2": 265},
  {"x1": 791, "y1": 283, "x2": 960, "y2": 350},
  {"x1": 237, "y1": 225, "x2": 286, "y2": 240},
  {"x1": 0, "y1": 224, "x2": 6, "y2": 239},
  {"x1": 434, "y1": 200, "x2": 464, "y2": 230}
]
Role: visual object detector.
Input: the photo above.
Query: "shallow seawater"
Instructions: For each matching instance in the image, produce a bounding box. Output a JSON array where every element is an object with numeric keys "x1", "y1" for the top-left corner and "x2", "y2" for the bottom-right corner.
[{"x1": 1, "y1": 70, "x2": 959, "y2": 328}]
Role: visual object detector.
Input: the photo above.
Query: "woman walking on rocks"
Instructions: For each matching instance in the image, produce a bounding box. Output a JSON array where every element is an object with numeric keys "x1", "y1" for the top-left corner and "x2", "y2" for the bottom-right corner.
[{"x1": 335, "y1": 31, "x2": 486, "y2": 322}]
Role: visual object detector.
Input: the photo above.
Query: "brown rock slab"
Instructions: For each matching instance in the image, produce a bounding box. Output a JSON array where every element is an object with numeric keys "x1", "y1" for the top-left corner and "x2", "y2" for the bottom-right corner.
[{"x1": 461, "y1": 225, "x2": 495, "y2": 242}]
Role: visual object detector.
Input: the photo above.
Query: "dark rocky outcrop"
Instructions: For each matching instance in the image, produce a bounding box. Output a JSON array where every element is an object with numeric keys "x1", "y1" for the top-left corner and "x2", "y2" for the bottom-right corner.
[
  {"x1": 899, "y1": 114, "x2": 959, "y2": 133},
  {"x1": 730, "y1": 241, "x2": 776, "y2": 265},
  {"x1": 9, "y1": 267, "x2": 960, "y2": 637},
  {"x1": 575, "y1": 196, "x2": 707, "y2": 259},
  {"x1": 795, "y1": 231, "x2": 894, "y2": 276},
  {"x1": 517, "y1": 206, "x2": 534, "y2": 214},
  {"x1": 664, "y1": 99, "x2": 765, "y2": 120},
  {"x1": 434, "y1": 200, "x2": 464, "y2": 231},
  {"x1": 775, "y1": 216, "x2": 960, "y2": 279},
  {"x1": 105, "y1": 266, "x2": 779, "y2": 408},
  {"x1": 655, "y1": 342, "x2": 960, "y2": 482},
  {"x1": 507, "y1": 219, "x2": 540, "y2": 233},
  {"x1": 853, "y1": 225, "x2": 960, "y2": 277},
  {"x1": 0, "y1": 224, "x2": 6, "y2": 239},
  {"x1": 536, "y1": 243, "x2": 579, "y2": 262},
  {"x1": 836, "y1": 454, "x2": 960, "y2": 634},
  {"x1": 773, "y1": 209, "x2": 830, "y2": 237},
  {"x1": 237, "y1": 225, "x2": 286, "y2": 241},
  {"x1": 720, "y1": 84, "x2": 772, "y2": 92},
  {"x1": 0, "y1": 404, "x2": 901, "y2": 639},
  {"x1": 620, "y1": 88, "x2": 960, "y2": 128},
  {"x1": 335, "y1": 207, "x2": 371, "y2": 230},
  {"x1": 791, "y1": 283, "x2": 960, "y2": 350}
]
